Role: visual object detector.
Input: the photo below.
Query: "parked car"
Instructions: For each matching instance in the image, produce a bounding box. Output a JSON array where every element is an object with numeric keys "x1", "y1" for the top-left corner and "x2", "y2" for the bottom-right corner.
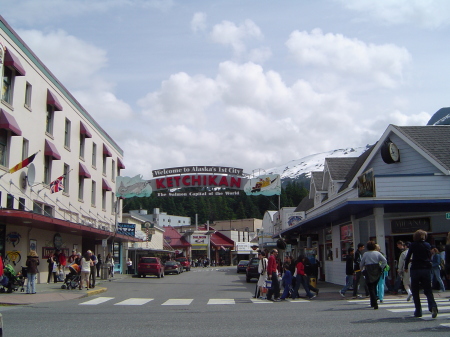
[
  {"x1": 137, "y1": 257, "x2": 164, "y2": 278},
  {"x1": 246, "y1": 257, "x2": 260, "y2": 282},
  {"x1": 237, "y1": 260, "x2": 249, "y2": 273},
  {"x1": 164, "y1": 261, "x2": 181, "y2": 275},
  {"x1": 175, "y1": 257, "x2": 191, "y2": 271}
]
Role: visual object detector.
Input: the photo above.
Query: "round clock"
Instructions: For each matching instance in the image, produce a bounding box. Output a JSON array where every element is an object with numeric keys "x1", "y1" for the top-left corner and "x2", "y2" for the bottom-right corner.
[{"x1": 381, "y1": 141, "x2": 400, "y2": 164}]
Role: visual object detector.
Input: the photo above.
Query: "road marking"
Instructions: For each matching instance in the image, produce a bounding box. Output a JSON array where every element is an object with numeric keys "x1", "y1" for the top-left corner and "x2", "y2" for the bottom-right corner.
[
  {"x1": 250, "y1": 298, "x2": 273, "y2": 304},
  {"x1": 208, "y1": 299, "x2": 235, "y2": 305},
  {"x1": 80, "y1": 297, "x2": 114, "y2": 305},
  {"x1": 161, "y1": 299, "x2": 193, "y2": 306},
  {"x1": 388, "y1": 305, "x2": 450, "y2": 313},
  {"x1": 440, "y1": 323, "x2": 450, "y2": 327},
  {"x1": 421, "y1": 313, "x2": 450, "y2": 320},
  {"x1": 114, "y1": 298, "x2": 154, "y2": 306}
]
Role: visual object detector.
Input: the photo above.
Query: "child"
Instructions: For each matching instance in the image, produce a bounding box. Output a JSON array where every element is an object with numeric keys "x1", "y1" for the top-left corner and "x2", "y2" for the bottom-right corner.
[{"x1": 280, "y1": 262, "x2": 293, "y2": 300}]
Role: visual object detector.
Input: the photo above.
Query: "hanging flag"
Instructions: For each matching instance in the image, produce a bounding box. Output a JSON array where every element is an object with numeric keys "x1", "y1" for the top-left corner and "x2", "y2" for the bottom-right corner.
[
  {"x1": 50, "y1": 175, "x2": 64, "y2": 194},
  {"x1": 9, "y1": 152, "x2": 38, "y2": 174}
]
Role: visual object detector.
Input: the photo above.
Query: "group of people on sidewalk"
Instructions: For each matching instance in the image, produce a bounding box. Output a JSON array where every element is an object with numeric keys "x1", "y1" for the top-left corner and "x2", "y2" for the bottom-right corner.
[
  {"x1": 338, "y1": 229, "x2": 450, "y2": 318},
  {"x1": 255, "y1": 249, "x2": 319, "y2": 302}
]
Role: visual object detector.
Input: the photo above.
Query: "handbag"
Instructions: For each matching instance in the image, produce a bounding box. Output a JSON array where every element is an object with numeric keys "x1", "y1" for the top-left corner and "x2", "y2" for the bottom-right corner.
[{"x1": 265, "y1": 280, "x2": 272, "y2": 289}]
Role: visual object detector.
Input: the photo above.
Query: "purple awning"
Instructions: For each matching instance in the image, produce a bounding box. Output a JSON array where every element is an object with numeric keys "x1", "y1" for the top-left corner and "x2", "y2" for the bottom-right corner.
[
  {"x1": 47, "y1": 89, "x2": 63, "y2": 111},
  {"x1": 0, "y1": 109, "x2": 22, "y2": 136},
  {"x1": 117, "y1": 158, "x2": 125, "y2": 169},
  {"x1": 4, "y1": 49, "x2": 26, "y2": 76},
  {"x1": 80, "y1": 121, "x2": 92, "y2": 138},
  {"x1": 79, "y1": 162, "x2": 91, "y2": 178},
  {"x1": 103, "y1": 144, "x2": 112, "y2": 157},
  {"x1": 102, "y1": 178, "x2": 112, "y2": 191},
  {"x1": 44, "y1": 139, "x2": 61, "y2": 160}
]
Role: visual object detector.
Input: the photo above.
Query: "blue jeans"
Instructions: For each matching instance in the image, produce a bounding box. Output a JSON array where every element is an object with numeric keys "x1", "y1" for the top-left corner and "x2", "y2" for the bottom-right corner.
[
  {"x1": 27, "y1": 273, "x2": 36, "y2": 293},
  {"x1": 341, "y1": 275, "x2": 353, "y2": 295},
  {"x1": 267, "y1": 272, "x2": 280, "y2": 300},
  {"x1": 410, "y1": 269, "x2": 437, "y2": 315},
  {"x1": 432, "y1": 267, "x2": 445, "y2": 291},
  {"x1": 292, "y1": 275, "x2": 314, "y2": 299}
]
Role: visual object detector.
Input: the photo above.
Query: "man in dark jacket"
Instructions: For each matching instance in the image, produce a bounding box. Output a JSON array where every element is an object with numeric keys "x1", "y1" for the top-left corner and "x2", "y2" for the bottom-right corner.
[
  {"x1": 340, "y1": 247, "x2": 354, "y2": 297},
  {"x1": 352, "y1": 243, "x2": 369, "y2": 299}
]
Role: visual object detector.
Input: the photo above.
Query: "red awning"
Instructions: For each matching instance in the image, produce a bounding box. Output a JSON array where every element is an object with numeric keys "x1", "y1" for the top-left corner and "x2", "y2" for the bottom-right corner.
[
  {"x1": 80, "y1": 121, "x2": 92, "y2": 138},
  {"x1": 0, "y1": 109, "x2": 22, "y2": 136},
  {"x1": 47, "y1": 89, "x2": 63, "y2": 111},
  {"x1": 4, "y1": 49, "x2": 26, "y2": 76},
  {"x1": 117, "y1": 157, "x2": 125, "y2": 169},
  {"x1": 102, "y1": 178, "x2": 112, "y2": 191},
  {"x1": 210, "y1": 232, "x2": 234, "y2": 248},
  {"x1": 79, "y1": 162, "x2": 91, "y2": 178},
  {"x1": 44, "y1": 139, "x2": 61, "y2": 160},
  {"x1": 103, "y1": 144, "x2": 112, "y2": 157}
]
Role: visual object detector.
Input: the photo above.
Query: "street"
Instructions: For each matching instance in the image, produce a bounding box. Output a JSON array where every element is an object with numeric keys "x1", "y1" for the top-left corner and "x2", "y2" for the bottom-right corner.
[{"x1": 1, "y1": 267, "x2": 450, "y2": 336}]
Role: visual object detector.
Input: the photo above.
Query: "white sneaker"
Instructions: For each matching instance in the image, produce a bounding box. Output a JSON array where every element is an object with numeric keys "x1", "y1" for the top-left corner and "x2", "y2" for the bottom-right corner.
[
  {"x1": 339, "y1": 291, "x2": 345, "y2": 298},
  {"x1": 406, "y1": 294, "x2": 412, "y2": 301}
]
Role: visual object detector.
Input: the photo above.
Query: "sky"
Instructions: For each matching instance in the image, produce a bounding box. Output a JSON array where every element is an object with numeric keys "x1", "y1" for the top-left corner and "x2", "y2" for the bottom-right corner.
[{"x1": 1, "y1": 0, "x2": 449, "y2": 179}]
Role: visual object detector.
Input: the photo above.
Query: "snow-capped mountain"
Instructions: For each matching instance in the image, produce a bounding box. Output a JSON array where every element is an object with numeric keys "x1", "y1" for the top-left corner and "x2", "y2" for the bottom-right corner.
[{"x1": 263, "y1": 145, "x2": 371, "y2": 186}]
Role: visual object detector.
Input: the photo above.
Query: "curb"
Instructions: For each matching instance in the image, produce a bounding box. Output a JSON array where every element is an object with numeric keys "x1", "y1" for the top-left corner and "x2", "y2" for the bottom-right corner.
[{"x1": 84, "y1": 287, "x2": 107, "y2": 297}]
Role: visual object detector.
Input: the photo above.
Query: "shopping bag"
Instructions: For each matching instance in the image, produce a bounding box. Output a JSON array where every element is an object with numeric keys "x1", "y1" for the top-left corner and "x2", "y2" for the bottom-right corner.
[{"x1": 265, "y1": 280, "x2": 272, "y2": 289}]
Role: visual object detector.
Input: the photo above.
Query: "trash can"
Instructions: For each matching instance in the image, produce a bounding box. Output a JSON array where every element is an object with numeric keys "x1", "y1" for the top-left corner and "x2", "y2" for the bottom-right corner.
[
  {"x1": 309, "y1": 277, "x2": 317, "y2": 289},
  {"x1": 101, "y1": 263, "x2": 110, "y2": 280}
]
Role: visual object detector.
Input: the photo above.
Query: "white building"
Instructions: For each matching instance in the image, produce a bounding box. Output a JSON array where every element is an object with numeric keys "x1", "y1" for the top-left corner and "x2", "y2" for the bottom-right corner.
[{"x1": 0, "y1": 16, "x2": 139, "y2": 281}]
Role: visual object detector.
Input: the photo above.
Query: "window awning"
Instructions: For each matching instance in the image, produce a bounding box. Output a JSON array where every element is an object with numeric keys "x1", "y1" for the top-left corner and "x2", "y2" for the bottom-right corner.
[
  {"x1": 79, "y1": 162, "x2": 91, "y2": 178},
  {"x1": 47, "y1": 89, "x2": 63, "y2": 111},
  {"x1": 0, "y1": 109, "x2": 22, "y2": 136},
  {"x1": 80, "y1": 121, "x2": 92, "y2": 138},
  {"x1": 103, "y1": 144, "x2": 112, "y2": 157},
  {"x1": 44, "y1": 139, "x2": 61, "y2": 160},
  {"x1": 102, "y1": 178, "x2": 112, "y2": 191},
  {"x1": 4, "y1": 49, "x2": 26, "y2": 76},
  {"x1": 117, "y1": 157, "x2": 125, "y2": 169}
]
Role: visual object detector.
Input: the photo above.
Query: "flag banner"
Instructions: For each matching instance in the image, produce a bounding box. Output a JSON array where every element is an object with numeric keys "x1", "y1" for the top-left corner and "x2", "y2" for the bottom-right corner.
[
  {"x1": 50, "y1": 175, "x2": 64, "y2": 194},
  {"x1": 9, "y1": 152, "x2": 37, "y2": 174}
]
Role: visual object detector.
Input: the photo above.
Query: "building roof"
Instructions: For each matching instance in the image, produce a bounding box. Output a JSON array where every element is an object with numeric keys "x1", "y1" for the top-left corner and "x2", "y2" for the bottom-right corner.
[
  {"x1": 162, "y1": 226, "x2": 191, "y2": 248},
  {"x1": 394, "y1": 125, "x2": 450, "y2": 171},
  {"x1": 338, "y1": 144, "x2": 376, "y2": 192},
  {"x1": 310, "y1": 171, "x2": 324, "y2": 191},
  {"x1": 294, "y1": 197, "x2": 314, "y2": 212},
  {"x1": 210, "y1": 231, "x2": 234, "y2": 248},
  {"x1": 325, "y1": 157, "x2": 359, "y2": 181}
]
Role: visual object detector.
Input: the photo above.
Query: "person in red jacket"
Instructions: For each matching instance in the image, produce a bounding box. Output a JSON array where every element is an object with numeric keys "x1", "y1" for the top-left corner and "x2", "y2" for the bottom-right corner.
[{"x1": 266, "y1": 249, "x2": 280, "y2": 301}]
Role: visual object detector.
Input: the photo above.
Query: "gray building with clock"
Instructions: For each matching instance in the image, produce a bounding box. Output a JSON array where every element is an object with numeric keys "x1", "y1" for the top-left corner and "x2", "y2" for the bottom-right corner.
[{"x1": 279, "y1": 124, "x2": 450, "y2": 286}]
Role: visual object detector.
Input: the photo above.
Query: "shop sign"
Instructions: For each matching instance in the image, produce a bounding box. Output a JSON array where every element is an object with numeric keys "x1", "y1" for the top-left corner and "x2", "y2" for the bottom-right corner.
[
  {"x1": 117, "y1": 223, "x2": 136, "y2": 237},
  {"x1": 391, "y1": 218, "x2": 430, "y2": 234},
  {"x1": 191, "y1": 235, "x2": 208, "y2": 246},
  {"x1": 357, "y1": 169, "x2": 375, "y2": 198},
  {"x1": 236, "y1": 242, "x2": 251, "y2": 251},
  {"x1": 287, "y1": 212, "x2": 305, "y2": 226}
]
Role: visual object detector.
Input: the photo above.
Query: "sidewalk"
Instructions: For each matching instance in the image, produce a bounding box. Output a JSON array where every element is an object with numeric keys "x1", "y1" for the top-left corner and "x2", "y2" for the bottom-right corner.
[{"x1": 0, "y1": 274, "x2": 130, "y2": 305}]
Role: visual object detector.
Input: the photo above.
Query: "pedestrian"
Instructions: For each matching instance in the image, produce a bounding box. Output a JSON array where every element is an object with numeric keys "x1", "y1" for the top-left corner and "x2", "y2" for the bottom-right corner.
[
  {"x1": 68, "y1": 249, "x2": 77, "y2": 264},
  {"x1": 375, "y1": 244, "x2": 389, "y2": 303},
  {"x1": 74, "y1": 252, "x2": 82, "y2": 265},
  {"x1": 257, "y1": 251, "x2": 268, "y2": 299},
  {"x1": 360, "y1": 241, "x2": 387, "y2": 310},
  {"x1": 431, "y1": 247, "x2": 445, "y2": 292},
  {"x1": 340, "y1": 247, "x2": 354, "y2": 297},
  {"x1": 404, "y1": 229, "x2": 438, "y2": 318},
  {"x1": 47, "y1": 253, "x2": 58, "y2": 283},
  {"x1": 79, "y1": 251, "x2": 91, "y2": 290},
  {"x1": 304, "y1": 257, "x2": 319, "y2": 296},
  {"x1": 280, "y1": 262, "x2": 292, "y2": 300},
  {"x1": 291, "y1": 255, "x2": 315, "y2": 300},
  {"x1": 392, "y1": 241, "x2": 405, "y2": 294},
  {"x1": 266, "y1": 249, "x2": 280, "y2": 302},
  {"x1": 89, "y1": 250, "x2": 97, "y2": 288},
  {"x1": 445, "y1": 232, "x2": 450, "y2": 288},
  {"x1": 26, "y1": 250, "x2": 39, "y2": 294},
  {"x1": 127, "y1": 258, "x2": 133, "y2": 274},
  {"x1": 353, "y1": 243, "x2": 369, "y2": 299},
  {"x1": 397, "y1": 241, "x2": 413, "y2": 301},
  {"x1": 58, "y1": 250, "x2": 67, "y2": 277},
  {"x1": 96, "y1": 254, "x2": 103, "y2": 277}
]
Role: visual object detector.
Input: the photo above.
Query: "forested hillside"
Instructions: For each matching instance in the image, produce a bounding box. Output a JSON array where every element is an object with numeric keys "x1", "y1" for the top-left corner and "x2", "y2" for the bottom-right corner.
[{"x1": 123, "y1": 181, "x2": 308, "y2": 224}]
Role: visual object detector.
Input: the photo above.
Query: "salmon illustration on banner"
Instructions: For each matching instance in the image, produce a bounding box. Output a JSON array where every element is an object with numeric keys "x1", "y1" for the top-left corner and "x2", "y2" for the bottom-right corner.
[{"x1": 116, "y1": 175, "x2": 152, "y2": 198}]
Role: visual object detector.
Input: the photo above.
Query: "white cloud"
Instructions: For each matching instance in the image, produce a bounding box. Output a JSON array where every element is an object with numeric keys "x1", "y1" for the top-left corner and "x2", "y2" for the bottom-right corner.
[
  {"x1": 286, "y1": 28, "x2": 412, "y2": 89},
  {"x1": 336, "y1": 0, "x2": 450, "y2": 29},
  {"x1": 191, "y1": 12, "x2": 207, "y2": 32}
]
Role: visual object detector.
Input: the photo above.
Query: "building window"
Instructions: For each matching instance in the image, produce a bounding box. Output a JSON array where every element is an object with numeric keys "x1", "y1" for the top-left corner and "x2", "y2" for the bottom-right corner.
[
  {"x1": 33, "y1": 201, "x2": 42, "y2": 214},
  {"x1": 44, "y1": 156, "x2": 52, "y2": 185},
  {"x1": 64, "y1": 118, "x2": 71, "y2": 148},
  {"x1": 1, "y1": 66, "x2": 13, "y2": 105},
  {"x1": 92, "y1": 143, "x2": 97, "y2": 168},
  {"x1": 33, "y1": 202, "x2": 54, "y2": 217},
  {"x1": 22, "y1": 138, "x2": 29, "y2": 160},
  {"x1": 111, "y1": 160, "x2": 115, "y2": 181},
  {"x1": 24, "y1": 82, "x2": 32, "y2": 108},
  {"x1": 46, "y1": 105, "x2": 54, "y2": 135},
  {"x1": 18, "y1": 197, "x2": 25, "y2": 210},
  {"x1": 91, "y1": 180, "x2": 96, "y2": 207},
  {"x1": 340, "y1": 224, "x2": 353, "y2": 261},
  {"x1": 102, "y1": 189, "x2": 106, "y2": 211},
  {"x1": 78, "y1": 176, "x2": 84, "y2": 201},
  {"x1": 102, "y1": 154, "x2": 107, "y2": 175},
  {"x1": 63, "y1": 163, "x2": 70, "y2": 194},
  {"x1": 111, "y1": 193, "x2": 115, "y2": 214},
  {"x1": 0, "y1": 129, "x2": 9, "y2": 167},
  {"x1": 6, "y1": 193, "x2": 14, "y2": 209},
  {"x1": 44, "y1": 204, "x2": 53, "y2": 217},
  {"x1": 79, "y1": 134, "x2": 85, "y2": 159}
]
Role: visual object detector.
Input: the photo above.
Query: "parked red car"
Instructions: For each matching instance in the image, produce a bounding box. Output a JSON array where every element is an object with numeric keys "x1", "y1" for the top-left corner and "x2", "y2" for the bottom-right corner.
[
  {"x1": 175, "y1": 257, "x2": 191, "y2": 271},
  {"x1": 137, "y1": 257, "x2": 165, "y2": 278}
]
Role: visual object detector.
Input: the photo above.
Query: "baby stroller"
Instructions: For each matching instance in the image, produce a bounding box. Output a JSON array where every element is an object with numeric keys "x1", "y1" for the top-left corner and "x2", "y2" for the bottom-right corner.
[
  {"x1": 61, "y1": 264, "x2": 81, "y2": 290},
  {"x1": 0, "y1": 264, "x2": 25, "y2": 293}
]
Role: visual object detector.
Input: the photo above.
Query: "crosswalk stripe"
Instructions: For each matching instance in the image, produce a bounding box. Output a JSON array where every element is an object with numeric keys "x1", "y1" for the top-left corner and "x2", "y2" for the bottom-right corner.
[
  {"x1": 440, "y1": 323, "x2": 450, "y2": 327},
  {"x1": 161, "y1": 299, "x2": 193, "y2": 306},
  {"x1": 208, "y1": 299, "x2": 235, "y2": 305},
  {"x1": 388, "y1": 305, "x2": 450, "y2": 313},
  {"x1": 421, "y1": 313, "x2": 450, "y2": 320},
  {"x1": 80, "y1": 297, "x2": 114, "y2": 305},
  {"x1": 250, "y1": 298, "x2": 273, "y2": 304},
  {"x1": 114, "y1": 298, "x2": 154, "y2": 306}
]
